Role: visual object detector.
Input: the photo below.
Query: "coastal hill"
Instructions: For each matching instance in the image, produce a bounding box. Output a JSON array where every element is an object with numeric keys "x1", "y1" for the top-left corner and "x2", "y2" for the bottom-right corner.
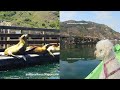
[
  {"x1": 60, "y1": 20, "x2": 120, "y2": 39},
  {"x1": 0, "y1": 11, "x2": 59, "y2": 29}
]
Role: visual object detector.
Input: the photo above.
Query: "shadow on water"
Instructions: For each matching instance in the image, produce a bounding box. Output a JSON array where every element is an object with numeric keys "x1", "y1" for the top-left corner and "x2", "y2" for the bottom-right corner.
[{"x1": 60, "y1": 44, "x2": 101, "y2": 79}]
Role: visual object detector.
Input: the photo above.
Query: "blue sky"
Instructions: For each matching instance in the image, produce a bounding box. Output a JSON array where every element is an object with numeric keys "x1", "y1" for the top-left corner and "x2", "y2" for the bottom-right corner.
[{"x1": 60, "y1": 11, "x2": 120, "y2": 33}]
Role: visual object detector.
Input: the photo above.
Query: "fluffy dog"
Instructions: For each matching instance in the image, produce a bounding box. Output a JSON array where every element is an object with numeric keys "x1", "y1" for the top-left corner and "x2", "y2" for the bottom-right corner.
[{"x1": 94, "y1": 39, "x2": 120, "y2": 79}]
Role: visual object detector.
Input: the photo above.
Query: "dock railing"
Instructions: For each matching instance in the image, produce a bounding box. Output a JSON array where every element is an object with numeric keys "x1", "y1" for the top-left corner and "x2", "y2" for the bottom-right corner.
[{"x1": 0, "y1": 26, "x2": 60, "y2": 49}]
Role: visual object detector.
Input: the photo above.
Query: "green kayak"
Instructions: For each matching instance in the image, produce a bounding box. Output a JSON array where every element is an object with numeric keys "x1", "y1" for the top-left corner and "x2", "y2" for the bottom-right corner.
[{"x1": 85, "y1": 44, "x2": 120, "y2": 79}]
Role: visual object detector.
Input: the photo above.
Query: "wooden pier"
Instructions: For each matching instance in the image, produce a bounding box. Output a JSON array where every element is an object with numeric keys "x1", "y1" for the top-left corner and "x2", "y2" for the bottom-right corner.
[
  {"x1": 0, "y1": 52, "x2": 59, "y2": 71},
  {"x1": 0, "y1": 25, "x2": 60, "y2": 71}
]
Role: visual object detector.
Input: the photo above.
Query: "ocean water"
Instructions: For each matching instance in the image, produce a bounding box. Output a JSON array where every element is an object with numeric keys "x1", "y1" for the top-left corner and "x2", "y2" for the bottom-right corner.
[{"x1": 0, "y1": 63, "x2": 59, "y2": 79}]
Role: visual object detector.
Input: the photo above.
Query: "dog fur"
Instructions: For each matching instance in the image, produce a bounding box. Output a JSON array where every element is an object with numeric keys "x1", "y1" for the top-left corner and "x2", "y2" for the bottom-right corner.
[{"x1": 94, "y1": 39, "x2": 120, "y2": 79}]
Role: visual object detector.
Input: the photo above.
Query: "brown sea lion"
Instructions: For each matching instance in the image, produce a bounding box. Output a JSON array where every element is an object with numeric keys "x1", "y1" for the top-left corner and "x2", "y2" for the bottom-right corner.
[
  {"x1": 47, "y1": 43, "x2": 60, "y2": 53},
  {"x1": 26, "y1": 44, "x2": 55, "y2": 57},
  {"x1": 4, "y1": 34, "x2": 28, "y2": 61}
]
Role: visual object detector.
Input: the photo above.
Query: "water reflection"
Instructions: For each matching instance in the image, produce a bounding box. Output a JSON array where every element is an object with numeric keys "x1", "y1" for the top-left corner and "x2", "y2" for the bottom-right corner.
[
  {"x1": 60, "y1": 59, "x2": 100, "y2": 79},
  {"x1": 60, "y1": 44, "x2": 100, "y2": 79},
  {"x1": 61, "y1": 44, "x2": 96, "y2": 60},
  {"x1": 60, "y1": 40, "x2": 120, "y2": 79}
]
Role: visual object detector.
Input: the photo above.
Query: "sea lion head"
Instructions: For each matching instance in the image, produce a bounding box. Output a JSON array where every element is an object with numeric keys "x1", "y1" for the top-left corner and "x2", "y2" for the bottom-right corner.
[
  {"x1": 43, "y1": 44, "x2": 53, "y2": 49},
  {"x1": 19, "y1": 34, "x2": 28, "y2": 41}
]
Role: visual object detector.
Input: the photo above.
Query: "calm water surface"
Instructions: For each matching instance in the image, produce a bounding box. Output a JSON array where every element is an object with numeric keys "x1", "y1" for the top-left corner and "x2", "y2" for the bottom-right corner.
[
  {"x1": 60, "y1": 41, "x2": 120, "y2": 79},
  {"x1": 60, "y1": 44, "x2": 101, "y2": 79}
]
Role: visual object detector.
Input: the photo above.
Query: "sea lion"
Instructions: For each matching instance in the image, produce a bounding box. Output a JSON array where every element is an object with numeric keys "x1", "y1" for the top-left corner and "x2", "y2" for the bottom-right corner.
[
  {"x1": 47, "y1": 43, "x2": 60, "y2": 53},
  {"x1": 4, "y1": 34, "x2": 28, "y2": 61},
  {"x1": 25, "y1": 44, "x2": 55, "y2": 57}
]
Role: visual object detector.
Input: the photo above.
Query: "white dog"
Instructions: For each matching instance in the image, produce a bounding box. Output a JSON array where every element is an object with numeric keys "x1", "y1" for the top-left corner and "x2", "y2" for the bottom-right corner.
[{"x1": 94, "y1": 39, "x2": 120, "y2": 79}]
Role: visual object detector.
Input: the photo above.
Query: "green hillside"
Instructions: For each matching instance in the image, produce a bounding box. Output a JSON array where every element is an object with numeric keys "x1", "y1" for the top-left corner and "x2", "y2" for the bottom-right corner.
[{"x1": 0, "y1": 11, "x2": 59, "y2": 29}]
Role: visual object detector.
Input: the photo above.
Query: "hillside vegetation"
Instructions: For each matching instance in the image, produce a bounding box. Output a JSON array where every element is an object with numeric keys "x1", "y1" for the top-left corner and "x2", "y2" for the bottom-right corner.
[{"x1": 0, "y1": 11, "x2": 59, "y2": 29}]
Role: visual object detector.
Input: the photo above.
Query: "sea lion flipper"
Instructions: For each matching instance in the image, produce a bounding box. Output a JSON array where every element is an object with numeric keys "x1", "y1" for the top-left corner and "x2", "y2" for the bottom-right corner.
[
  {"x1": 21, "y1": 55, "x2": 27, "y2": 61},
  {"x1": 11, "y1": 54, "x2": 21, "y2": 59},
  {"x1": 47, "y1": 50, "x2": 55, "y2": 57},
  {"x1": 11, "y1": 54, "x2": 27, "y2": 61},
  {"x1": 47, "y1": 47, "x2": 55, "y2": 57},
  {"x1": 7, "y1": 51, "x2": 21, "y2": 59}
]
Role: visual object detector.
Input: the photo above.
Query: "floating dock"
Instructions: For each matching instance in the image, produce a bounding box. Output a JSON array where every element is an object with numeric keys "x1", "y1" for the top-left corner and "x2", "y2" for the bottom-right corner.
[{"x1": 0, "y1": 52, "x2": 60, "y2": 71}]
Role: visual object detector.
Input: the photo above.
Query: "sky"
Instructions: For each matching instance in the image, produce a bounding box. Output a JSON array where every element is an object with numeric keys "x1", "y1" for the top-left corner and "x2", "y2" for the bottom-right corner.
[{"x1": 60, "y1": 11, "x2": 120, "y2": 33}]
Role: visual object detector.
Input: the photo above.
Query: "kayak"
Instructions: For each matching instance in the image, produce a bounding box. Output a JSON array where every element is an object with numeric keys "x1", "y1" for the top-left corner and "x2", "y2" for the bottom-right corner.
[{"x1": 85, "y1": 44, "x2": 120, "y2": 79}]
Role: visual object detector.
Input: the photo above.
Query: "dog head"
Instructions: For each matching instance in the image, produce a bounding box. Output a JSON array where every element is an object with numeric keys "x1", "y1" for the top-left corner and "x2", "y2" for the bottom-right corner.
[{"x1": 94, "y1": 39, "x2": 114, "y2": 60}]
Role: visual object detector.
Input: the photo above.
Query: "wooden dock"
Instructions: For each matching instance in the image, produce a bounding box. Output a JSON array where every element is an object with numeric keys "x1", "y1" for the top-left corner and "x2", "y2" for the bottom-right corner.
[
  {"x1": 0, "y1": 25, "x2": 60, "y2": 71},
  {"x1": 0, "y1": 52, "x2": 59, "y2": 71}
]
